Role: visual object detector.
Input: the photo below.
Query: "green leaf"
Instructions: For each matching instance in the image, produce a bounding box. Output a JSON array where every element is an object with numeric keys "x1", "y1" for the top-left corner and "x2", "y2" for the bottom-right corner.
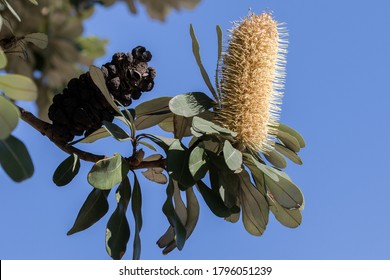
[
  {"x1": 157, "y1": 181, "x2": 187, "y2": 254},
  {"x1": 158, "y1": 186, "x2": 201, "y2": 255},
  {"x1": 114, "y1": 103, "x2": 135, "y2": 137},
  {"x1": 24, "y1": 33, "x2": 48, "y2": 49},
  {"x1": 0, "y1": 135, "x2": 34, "y2": 182},
  {"x1": 264, "y1": 150, "x2": 287, "y2": 169},
  {"x1": 28, "y1": 0, "x2": 38, "y2": 5},
  {"x1": 189, "y1": 145, "x2": 208, "y2": 181},
  {"x1": 131, "y1": 172, "x2": 142, "y2": 260},
  {"x1": 0, "y1": 96, "x2": 20, "y2": 140},
  {"x1": 77, "y1": 36, "x2": 108, "y2": 60},
  {"x1": 143, "y1": 154, "x2": 163, "y2": 161},
  {"x1": 89, "y1": 65, "x2": 121, "y2": 114},
  {"x1": 184, "y1": 187, "x2": 200, "y2": 235},
  {"x1": 0, "y1": 47, "x2": 7, "y2": 68},
  {"x1": 116, "y1": 108, "x2": 135, "y2": 123},
  {"x1": 67, "y1": 189, "x2": 110, "y2": 235},
  {"x1": 265, "y1": 172, "x2": 304, "y2": 209},
  {"x1": 162, "y1": 178, "x2": 187, "y2": 250},
  {"x1": 277, "y1": 131, "x2": 300, "y2": 153},
  {"x1": 196, "y1": 180, "x2": 236, "y2": 218},
  {"x1": 190, "y1": 24, "x2": 218, "y2": 102},
  {"x1": 173, "y1": 115, "x2": 192, "y2": 139},
  {"x1": 138, "y1": 140, "x2": 156, "y2": 151},
  {"x1": 142, "y1": 134, "x2": 175, "y2": 151},
  {"x1": 0, "y1": 74, "x2": 37, "y2": 101},
  {"x1": 52, "y1": 154, "x2": 80, "y2": 187},
  {"x1": 157, "y1": 227, "x2": 175, "y2": 251},
  {"x1": 158, "y1": 116, "x2": 174, "y2": 132},
  {"x1": 278, "y1": 123, "x2": 306, "y2": 148},
  {"x1": 106, "y1": 177, "x2": 131, "y2": 260},
  {"x1": 243, "y1": 153, "x2": 279, "y2": 182},
  {"x1": 239, "y1": 171, "x2": 269, "y2": 236},
  {"x1": 134, "y1": 112, "x2": 172, "y2": 130},
  {"x1": 208, "y1": 156, "x2": 240, "y2": 209},
  {"x1": 141, "y1": 167, "x2": 167, "y2": 184},
  {"x1": 223, "y1": 140, "x2": 242, "y2": 171},
  {"x1": 135, "y1": 96, "x2": 172, "y2": 116},
  {"x1": 88, "y1": 153, "x2": 129, "y2": 190},
  {"x1": 169, "y1": 92, "x2": 214, "y2": 118},
  {"x1": 102, "y1": 121, "x2": 130, "y2": 141},
  {"x1": 115, "y1": 176, "x2": 132, "y2": 205},
  {"x1": 268, "y1": 196, "x2": 302, "y2": 228},
  {"x1": 166, "y1": 140, "x2": 195, "y2": 189},
  {"x1": 192, "y1": 116, "x2": 237, "y2": 137},
  {"x1": 275, "y1": 143, "x2": 303, "y2": 165},
  {"x1": 215, "y1": 25, "x2": 222, "y2": 98},
  {"x1": 3, "y1": 0, "x2": 21, "y2": 21},
  {"x1": 80, "y1": 127, "x2": 110, "y2": 143},
  {"x1": 106, "y1": 209, "x2": 130, "y2": 260}
]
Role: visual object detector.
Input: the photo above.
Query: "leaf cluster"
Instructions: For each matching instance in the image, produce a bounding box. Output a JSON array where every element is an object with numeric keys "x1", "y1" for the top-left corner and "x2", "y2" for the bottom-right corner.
[{"x1": 48, "y1": 24, "x2": 306, "y2": 259}]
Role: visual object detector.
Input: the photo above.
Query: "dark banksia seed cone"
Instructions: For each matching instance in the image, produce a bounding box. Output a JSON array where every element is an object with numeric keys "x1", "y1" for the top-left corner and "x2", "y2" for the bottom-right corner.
[{"x1": 48, "y1": 46, "x2": 156, "y2": 142}]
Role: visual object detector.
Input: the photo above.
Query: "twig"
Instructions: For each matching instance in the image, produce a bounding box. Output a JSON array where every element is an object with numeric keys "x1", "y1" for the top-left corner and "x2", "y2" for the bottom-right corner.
[{"x1": 17, "y1": 106, "x2": 167, "y2": 170}]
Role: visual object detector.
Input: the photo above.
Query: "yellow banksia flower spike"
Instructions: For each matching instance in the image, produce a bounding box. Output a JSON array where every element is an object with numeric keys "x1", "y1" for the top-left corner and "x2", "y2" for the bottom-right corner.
[{"x1": 217, "y1": 12, "x2": 288, "y2": 153}]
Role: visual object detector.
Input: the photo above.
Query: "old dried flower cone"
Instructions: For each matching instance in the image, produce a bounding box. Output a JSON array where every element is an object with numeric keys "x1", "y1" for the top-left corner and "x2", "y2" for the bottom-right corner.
[{"x1": 217, "y1": 12, "x2": 287, "y2": 153}]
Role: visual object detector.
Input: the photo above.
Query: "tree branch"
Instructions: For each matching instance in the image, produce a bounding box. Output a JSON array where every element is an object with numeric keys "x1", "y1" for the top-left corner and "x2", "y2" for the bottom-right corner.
[{"x1": 17, "y1": 106, "x2": 167, "y2": 170}]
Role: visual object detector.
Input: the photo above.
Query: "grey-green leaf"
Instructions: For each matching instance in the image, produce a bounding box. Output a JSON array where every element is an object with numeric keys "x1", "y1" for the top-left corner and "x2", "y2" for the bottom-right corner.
[
  {"x1": 135, "y1": 96, "x2": 172, "y2": 117},
  {"x1": 265, "y1": 173, "x2": 304, "y2": 209},
  {"x1": 141, "y1": 167, "x2": 167, "y2": 184},
  {"x1": 80, "y1": 127, "x2": 110, "y2": 143},
  {"x1": 173, "y1": 115, "x2": 192, "y2": 139},
  {"x1": 0, "y1": 135, "x2": 34, "y2": 182},
  {"x1": 189, "y1": 145, "x2": 208, "y2": 181},
  {"x1": 239, "y1": 171, "x2": 268, "y2": 236},
  {"x1": 106, "y1": 208, "x2": 130, "y2": 260},
  {"x1": 0, "y1": 74, "x2": 37, "y2": 101},
  {"x1": 67, "y1": 189, "x2": 110, "y2": 235},
  {"x1": 169, "y1": 92, "x2": 214, "y2": 118},
  {"x1": 142, "y1": 134, "x2": 175, "y2": 151},
  {"x1": 223, "y1": 140, "x2": 242, "y2": 171},
  {"x1": 196, "y1": 180, "x2": 235, "y2": 218},
  {"x1": 277, "y1": 130, "x2": 300, "y2": 153},
  {"x1": 215, "y1": 25, "x2": 223, "y2": 98},
  {"x1": 278, "y1": 123, "x2": 306, "y2": 148},
  {"x1": 3, "y1": 0, "x2": 21, "y2": 21},
  {"x1": 264, "y1": 149, "x2": 287, "y2": 169},
  {"x1": 138, "y1": 140, "x2": 156, "y2": 151},
  {"x1": 243, "y1": 153, "x2": 279, "y2": 182},
  {"x1": 192, "y1": 116, "x2": 237, "y2": 137},
  {"x1": 53, "y1": 154, "x2": 80, "y2": 186},
  {"x1": 189, "y1": 24, "x2": 218, "y2": 102},
  {"x1": 131, "y1": 172, "x2": 142, "y2": 260},
  {"x1": 88, "y1": 153, "x2": 129, "y2": 190},
  {"x1": 106, "y1": 177, "x2": 131, "y2": 260},
  {"x1": 89, "y1": 65, "x2": 121, "y2": 114},
  {"x1": 166, "y1": 140, "x2": 195, "y2": 189},
  {"x1": 0, "y1": 96, "x2": 20, "y2": 140},
  {"x1": 24, "y1": 33, "x2": 48, "y2": 49},
  {"x1": 135, "y1": 112, "x2": 173, "y2": 130},
  {"x1": 0, "y1": 47, "x2": 7, "y2": 68},
  {"x1": 275, "y1": 143, "x2": 303, "y2": 165},
  {"x1": 158, "y1": 116, "x2": 174, "y2": 132},
  {"x1": 268, "y1": 196, "x2": 302, "y2": 228},
  {"x1": 162, "y1": 178, "x2": 187, "y2": 250},
  {"x1": 103, "y1": 121, "x2": 130, "y2": 141}
]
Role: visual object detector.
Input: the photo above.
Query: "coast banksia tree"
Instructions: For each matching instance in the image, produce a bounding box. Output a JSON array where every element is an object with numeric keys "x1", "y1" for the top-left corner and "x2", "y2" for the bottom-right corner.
[{"x1": 1, "y1": 6, "x2": 306, "y2": 260}]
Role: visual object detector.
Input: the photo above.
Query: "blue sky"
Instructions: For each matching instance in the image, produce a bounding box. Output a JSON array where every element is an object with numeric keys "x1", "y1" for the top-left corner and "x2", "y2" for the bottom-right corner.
[{"x1": 1, "y1": 0, "x2": 390, "y2": 259}]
